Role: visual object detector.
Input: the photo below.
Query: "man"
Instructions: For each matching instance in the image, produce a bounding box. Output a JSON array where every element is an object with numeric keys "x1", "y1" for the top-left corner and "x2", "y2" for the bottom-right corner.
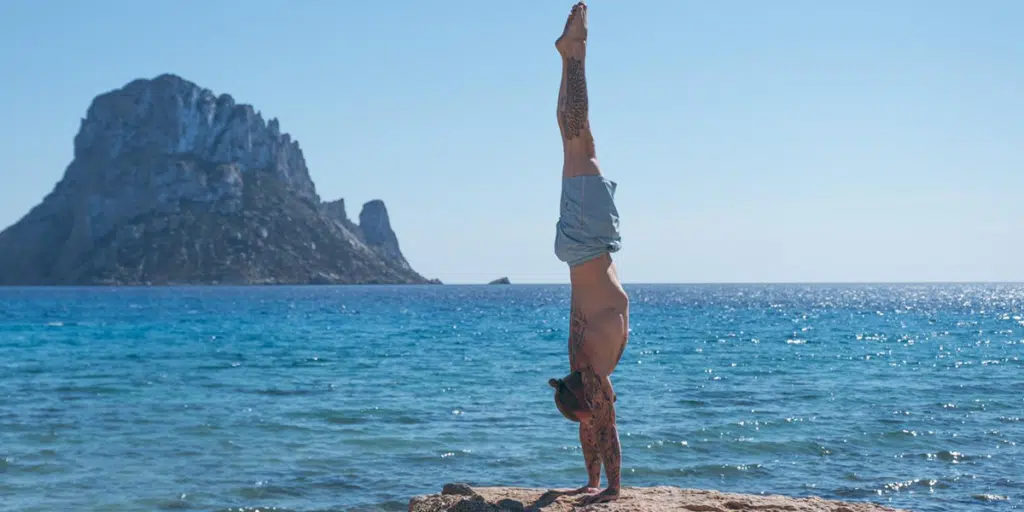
[{"x1": 546, "y1": 1, "x2": 630, "y2": 506}]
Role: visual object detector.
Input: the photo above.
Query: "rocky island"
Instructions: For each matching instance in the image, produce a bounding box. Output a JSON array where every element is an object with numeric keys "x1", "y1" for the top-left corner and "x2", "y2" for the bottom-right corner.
[
  {"x1": 409, "y1": 484, "x2": 911, "y2": 512},
  {"x1": 488, "y1": 277, "x2": 511, "y2": 285},
  {"x1": 0, "y1": 74, "x2": 437, "y2": 286}
]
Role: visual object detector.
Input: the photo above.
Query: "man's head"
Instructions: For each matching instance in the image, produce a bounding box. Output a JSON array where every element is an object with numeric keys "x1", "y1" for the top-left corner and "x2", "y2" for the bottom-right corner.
[{"x1": 548, "y1": 371, "x2": 589, "y2": 422}]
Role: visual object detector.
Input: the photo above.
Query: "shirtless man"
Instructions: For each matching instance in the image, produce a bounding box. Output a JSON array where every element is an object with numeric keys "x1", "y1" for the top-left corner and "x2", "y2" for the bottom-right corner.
[{"x1": 546, "y1": 1, "x2": 630, "y2": 506}]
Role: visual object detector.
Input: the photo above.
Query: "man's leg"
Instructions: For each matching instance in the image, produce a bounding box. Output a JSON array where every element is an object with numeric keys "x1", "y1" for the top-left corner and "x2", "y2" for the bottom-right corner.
[
  {"x1": 553, "y1": 1, "x2": 623, "y2": 283},
  {"x1": 556, "y1": 2, "x2": 600, "y2": 180}
]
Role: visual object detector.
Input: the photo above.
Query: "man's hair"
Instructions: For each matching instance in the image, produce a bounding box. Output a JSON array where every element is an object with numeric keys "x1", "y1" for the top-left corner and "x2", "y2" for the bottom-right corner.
[{"x1": 549, "y1": 371, "x2": 587, "y2": 422}]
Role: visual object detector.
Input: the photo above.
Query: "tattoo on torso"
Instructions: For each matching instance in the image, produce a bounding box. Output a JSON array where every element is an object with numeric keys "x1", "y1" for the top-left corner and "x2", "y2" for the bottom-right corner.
[{"x1": 568, "y1": 301, "x2": 587, "y2": 370}]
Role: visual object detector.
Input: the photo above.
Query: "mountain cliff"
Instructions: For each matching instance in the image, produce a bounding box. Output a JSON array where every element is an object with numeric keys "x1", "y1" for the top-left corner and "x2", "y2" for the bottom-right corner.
[{"x1": 0, "y1": 74, "x2": 435, "y2": 285}]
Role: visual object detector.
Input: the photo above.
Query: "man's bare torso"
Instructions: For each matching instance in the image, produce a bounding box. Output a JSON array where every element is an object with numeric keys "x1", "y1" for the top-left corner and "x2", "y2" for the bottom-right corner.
[{"x1": 568, "y1": 253, "x2": 629, "y2": 378}]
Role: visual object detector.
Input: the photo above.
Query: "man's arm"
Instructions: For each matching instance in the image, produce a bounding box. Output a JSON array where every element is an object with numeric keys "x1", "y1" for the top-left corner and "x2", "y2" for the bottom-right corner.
[
  {"x1": 579, "y1": 422, "x2": 602, "y2": 490},
  {"x1": 570, "y1": 301, "x2": 603, "y2": 491},
  {"x1": 580, "y1": 368, "x2": 621, "y2": 503}
]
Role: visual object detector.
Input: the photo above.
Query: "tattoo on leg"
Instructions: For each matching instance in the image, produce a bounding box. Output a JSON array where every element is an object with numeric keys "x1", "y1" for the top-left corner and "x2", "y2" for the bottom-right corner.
[
  {"x1": 560, "y1": 56, "x2": 589, "y2": 141},
  {"x1": 581, "y1": 369, "x2": 621, "y2": 491}
]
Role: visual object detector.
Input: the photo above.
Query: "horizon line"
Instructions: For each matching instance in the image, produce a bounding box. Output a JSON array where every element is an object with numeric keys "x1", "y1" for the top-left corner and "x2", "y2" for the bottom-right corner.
[{"x1": 1, "y1": 280, "x2": 1022, "y2": 289}]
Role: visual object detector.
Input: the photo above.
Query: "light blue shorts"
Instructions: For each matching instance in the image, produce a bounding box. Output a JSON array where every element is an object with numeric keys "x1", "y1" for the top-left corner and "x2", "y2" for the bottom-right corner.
[{"x1": 554, "y1": 175, "x2": 622, "y2": 267}]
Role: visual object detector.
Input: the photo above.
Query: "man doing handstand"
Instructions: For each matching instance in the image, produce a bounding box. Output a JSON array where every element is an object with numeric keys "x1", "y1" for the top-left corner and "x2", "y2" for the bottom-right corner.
[{"x1": 546, "y1": 1, "x2": 630, "y2": 506}]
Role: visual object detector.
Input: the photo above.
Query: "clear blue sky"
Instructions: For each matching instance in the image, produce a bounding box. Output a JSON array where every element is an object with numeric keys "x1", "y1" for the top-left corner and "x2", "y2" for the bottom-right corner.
[{"x1": 1, "y1": 0, "x2": 1021, "y2": 284}]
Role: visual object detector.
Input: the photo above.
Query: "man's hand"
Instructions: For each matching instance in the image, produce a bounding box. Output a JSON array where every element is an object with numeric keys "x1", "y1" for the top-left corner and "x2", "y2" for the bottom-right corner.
[
  {"x1": 570, "y1": 485, "x2": 601, "y2": 496},
  {"x1": 578, "y1": 487, "x2": 620, "y2": 505}
]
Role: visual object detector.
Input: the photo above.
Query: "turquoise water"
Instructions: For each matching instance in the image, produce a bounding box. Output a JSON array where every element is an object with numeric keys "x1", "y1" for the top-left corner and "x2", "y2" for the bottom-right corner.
[{"x1": 1, "y1": 284, "x2": 1021, "y2": 512}]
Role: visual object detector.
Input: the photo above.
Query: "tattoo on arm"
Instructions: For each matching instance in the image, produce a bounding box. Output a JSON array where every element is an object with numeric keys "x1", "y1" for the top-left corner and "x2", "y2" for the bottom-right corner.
[
  {"x1": 582, "y1": 369, "x2": 622, "y2": 490},
  {"x1": 559, "y1": 57, "x2": 589, "y2": 141},
  {"x1": 579, "y1": 422, "x2": 602, "y2": 486},
  {"x1": 568, "y1": 300, "x2": 611, "y2": 488}
]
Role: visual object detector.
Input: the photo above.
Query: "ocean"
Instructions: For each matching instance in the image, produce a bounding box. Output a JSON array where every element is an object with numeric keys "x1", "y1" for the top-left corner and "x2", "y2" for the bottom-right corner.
[{"x1": 0, "y1": 284, "x2": 1020, "y2": 512}]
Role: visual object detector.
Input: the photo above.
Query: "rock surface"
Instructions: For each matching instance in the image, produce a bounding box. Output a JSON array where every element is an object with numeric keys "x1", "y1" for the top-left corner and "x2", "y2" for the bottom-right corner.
[
  {"x1": 489, "y1": 277, "x2": 511, "y2": 285},
  {"x1": 0, "y1": 73, "x2": 435, "y2": 285},
  {"x1": 408, "y1": 484, "x2": 910, "y2": 512}
]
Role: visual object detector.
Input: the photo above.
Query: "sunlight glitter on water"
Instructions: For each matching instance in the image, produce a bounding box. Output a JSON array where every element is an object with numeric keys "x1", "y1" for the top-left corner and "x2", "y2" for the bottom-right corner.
[{"x1": 0, "y1": 284, "x2": 1022, "y2": 512}]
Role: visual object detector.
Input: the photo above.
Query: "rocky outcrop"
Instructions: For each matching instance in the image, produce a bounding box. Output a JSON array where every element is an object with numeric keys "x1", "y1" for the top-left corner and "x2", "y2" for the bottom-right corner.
[
  {"x1": 359, "y1": 200, "x2": 403, "y2": 261},
  {"x1": 409, "y1": 484, "x2": 910, "y2": 512},
  {"x1": 321, "y1": 198, "x2": 359, "y2": 235},
  {"x1": 488, "y1": 277, "x2": 511, "y2": 285},
  {"x1": 0, "y1": 73, "x2": 434, "y2": 285},
  {"x1": 320, "y1": 198, "x2": 417, "y2": 273}
]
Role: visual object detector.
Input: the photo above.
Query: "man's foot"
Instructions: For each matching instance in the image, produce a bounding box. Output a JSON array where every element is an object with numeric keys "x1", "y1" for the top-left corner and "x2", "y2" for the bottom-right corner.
[
  {"x1": 540, "y1": 485, "x2": 598, "y2": 498},
  {"x1": 577, "y1": 487, "x2": 619, "y2": 506},
  {"x1": 555, "y1": 1, "x2": 587, "y2": 56}
]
